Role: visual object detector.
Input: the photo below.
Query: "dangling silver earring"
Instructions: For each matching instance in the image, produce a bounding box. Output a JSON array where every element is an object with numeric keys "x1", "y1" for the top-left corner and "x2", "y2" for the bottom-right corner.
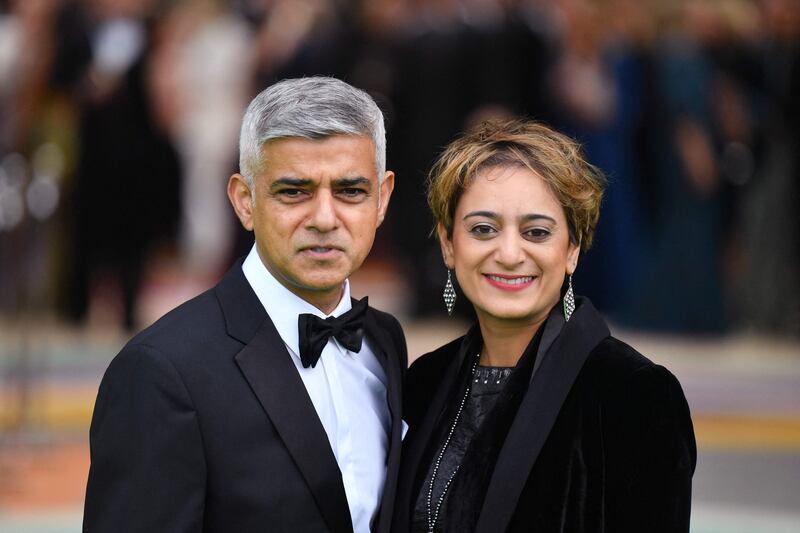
[
  {"x1": 443, "y1": 270, "x2": 457, "y2": 316},
  {"x1": 563, "y1": 275, "x2": 575, "y2": 321}
]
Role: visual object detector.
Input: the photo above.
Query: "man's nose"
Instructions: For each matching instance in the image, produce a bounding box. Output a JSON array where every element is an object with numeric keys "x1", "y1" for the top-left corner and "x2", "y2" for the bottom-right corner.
[{"x1": 307, "y1": 190, "x2": 339, "y2": 232}]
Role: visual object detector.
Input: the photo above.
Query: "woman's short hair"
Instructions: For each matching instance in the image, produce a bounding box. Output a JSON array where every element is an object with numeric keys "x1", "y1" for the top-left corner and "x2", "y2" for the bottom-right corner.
[
  {"x1": 427, "y1": 119, "x2": 606, "y2": 251},
  {"x1": 238, "y1": 76, "x2": 386, "y2": 188}
]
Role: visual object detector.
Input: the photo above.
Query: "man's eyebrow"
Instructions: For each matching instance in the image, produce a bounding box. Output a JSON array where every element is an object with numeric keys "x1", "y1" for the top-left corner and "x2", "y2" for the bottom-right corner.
[
  {"x1": 333, "y1": 176, "x2": 371, "y2": 187},
  {"x1": 270, "y1": 177, "x2": 312, "y2": 190}
]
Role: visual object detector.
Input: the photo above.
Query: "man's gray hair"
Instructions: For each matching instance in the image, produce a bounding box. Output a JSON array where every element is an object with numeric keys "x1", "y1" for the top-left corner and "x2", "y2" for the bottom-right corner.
[{"x1": 238, "y1": 77, "x2": 387, "y2": 189}]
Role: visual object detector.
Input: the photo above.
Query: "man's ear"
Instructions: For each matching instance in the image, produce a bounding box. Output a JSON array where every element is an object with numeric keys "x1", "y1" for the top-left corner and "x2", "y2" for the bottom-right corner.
[
  {"x1": 376, "y1": 171, "x2": 395, "y2": 226},
  {"x1": 228, "y1": 173, "x2": 255, "y2": 231},
  {"x1": 436, "y1": 223, "x2": 455, "y2": 269}
]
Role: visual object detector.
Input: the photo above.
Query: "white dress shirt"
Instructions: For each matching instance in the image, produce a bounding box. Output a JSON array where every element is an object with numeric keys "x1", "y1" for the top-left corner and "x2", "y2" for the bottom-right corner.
[{"x1": 242, "y1": 245, "x2": 390, "y2": 533}]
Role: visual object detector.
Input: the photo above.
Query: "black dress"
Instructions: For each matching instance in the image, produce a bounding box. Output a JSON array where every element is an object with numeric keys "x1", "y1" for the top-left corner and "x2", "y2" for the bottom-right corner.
[
  {"x1": 412, "y1": 322, "x2": 547, "y2": 533},
  {"x1": 411, "y1": 364, "x2": 514, "y2": 532}
]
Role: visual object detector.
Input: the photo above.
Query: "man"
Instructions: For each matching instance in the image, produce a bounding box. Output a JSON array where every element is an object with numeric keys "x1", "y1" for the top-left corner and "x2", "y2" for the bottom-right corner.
[{"x1": 84, "y1": 77, "x2": 406, "y2": 533}]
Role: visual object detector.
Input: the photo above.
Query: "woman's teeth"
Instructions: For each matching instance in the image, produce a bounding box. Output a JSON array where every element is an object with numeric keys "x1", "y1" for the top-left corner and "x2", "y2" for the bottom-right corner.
[{"x1": 486, "y1": 275, "x2": 533, "y2": 285}]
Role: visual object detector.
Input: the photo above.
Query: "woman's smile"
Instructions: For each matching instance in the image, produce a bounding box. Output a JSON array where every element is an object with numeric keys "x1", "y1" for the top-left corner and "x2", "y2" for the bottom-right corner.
[{"x1": 483, "y1": 273, "x2": 536, "y2": 291}]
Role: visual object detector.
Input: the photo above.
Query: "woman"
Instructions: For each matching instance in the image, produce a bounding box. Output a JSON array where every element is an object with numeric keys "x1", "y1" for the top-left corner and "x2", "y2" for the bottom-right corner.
[{"x1": 393, "y1": 120, "x2": 696, "y2": 533}]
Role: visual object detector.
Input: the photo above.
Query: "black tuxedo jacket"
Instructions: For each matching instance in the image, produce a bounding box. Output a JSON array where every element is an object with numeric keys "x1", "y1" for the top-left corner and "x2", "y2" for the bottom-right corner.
[
  {"x1": 393, "y1": 299, "x2": 696, "y2": 532},
  {"x1": 84, "y1": 262, "x2": 407, "y2": 532}
]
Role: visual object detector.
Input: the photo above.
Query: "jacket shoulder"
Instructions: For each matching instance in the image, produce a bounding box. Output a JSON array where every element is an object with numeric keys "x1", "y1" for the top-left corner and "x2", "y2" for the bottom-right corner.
[
  {"x1": 133, "y1": 288, "x2": 222, "y2": 345},
  {"x1": 368, "y1": 306, "x2": 408, "y2": 368},
  {"x1": 116, "y1": 287, "x2": 232, "y2": 375},
  {"x1": 369, "y1": 306, "x2": 405, "y2": 338},
  {"x1": 404, "y1": 336, "x2": 464, "y2": 424},
  {"x1": 408, "y1": 336, "x2": 462, "y2": 382},
  {"x1": 584, "y1": 336, "x2": 662, "y2": 387},
  {"x1": 583, "y1": 337, "x2": 692, "y2": 429}
]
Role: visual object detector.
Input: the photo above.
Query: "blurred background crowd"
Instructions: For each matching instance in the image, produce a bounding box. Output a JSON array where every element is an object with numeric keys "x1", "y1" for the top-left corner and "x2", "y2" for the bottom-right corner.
[
  {"x1": 2, "y1": 2, "x2": 800, "y2": 530},
  {"x1": 1, "y1": 0, "x2": 799, "y2": 336}
]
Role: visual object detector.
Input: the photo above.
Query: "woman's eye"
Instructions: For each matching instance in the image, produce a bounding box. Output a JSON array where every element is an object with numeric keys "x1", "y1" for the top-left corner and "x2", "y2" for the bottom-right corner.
[
  {"x1": 470, "y1": 224, "x2": 496, "y2": 236},
  {"x1": 524, "y1": 227, "x2": 551, "y2": 239}
]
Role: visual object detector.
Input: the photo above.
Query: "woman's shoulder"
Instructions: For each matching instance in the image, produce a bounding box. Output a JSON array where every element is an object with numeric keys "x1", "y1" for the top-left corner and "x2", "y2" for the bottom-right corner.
[
  {"x1": 586, "y1": 336, "x2": 662, "y2": 377},
  {"x1": 583, "y1": 336, "x2": 688, "y2": 410},
  {"x1": 581, "y1": 337, "x2": 697, "y2": 479},
  {"x1": 404, "y1": 336, "x2": 465, "y2": 424},
  {"x1": 408, "y1": 336, "x2": 464, "y2": 380}
]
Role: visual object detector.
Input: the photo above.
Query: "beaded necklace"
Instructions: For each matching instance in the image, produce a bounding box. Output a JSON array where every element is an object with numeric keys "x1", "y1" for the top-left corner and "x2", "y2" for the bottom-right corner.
[{"x1": 426, "y1": 353, "x2": 480, "y2": 533}]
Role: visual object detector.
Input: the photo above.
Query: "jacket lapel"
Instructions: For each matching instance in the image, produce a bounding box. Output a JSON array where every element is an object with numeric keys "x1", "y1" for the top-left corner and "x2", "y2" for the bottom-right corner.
[
  {"x1": 475, "y1": 299, "x2": 610, "y2": 533},
  {"x1": 217, "y1": 262, "x2": 353, "y2": 533},
  {"x1": 364, "y1": 309, "x2": 403, "y2": 533}
]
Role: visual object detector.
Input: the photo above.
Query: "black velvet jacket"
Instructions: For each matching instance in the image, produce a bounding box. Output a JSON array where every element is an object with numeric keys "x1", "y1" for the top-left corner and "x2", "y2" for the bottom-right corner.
[{"x1": 393, "y1": 298, "x2": 696, "y2": 533}]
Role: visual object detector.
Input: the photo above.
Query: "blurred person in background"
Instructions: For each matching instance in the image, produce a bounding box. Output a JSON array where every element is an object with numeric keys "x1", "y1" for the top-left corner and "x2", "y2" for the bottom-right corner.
[
  {"x1": 393, "y1": 119, "x2": 696, "y2": 533},
  {"x1": 546, "y1": 0, "x2": 651, "y2": 322},
  {"x1": 629, "y1": 0, "x2": 733, "y2": 332},
  {"x1": 148, "y1": 0, "x2": 255, "y2": 284},
  {"x1": 736, "y1": 0, "x2": 800, "y2": 335},
  {"x1": 385, "y1": 0, "x2": 478, "y2": 317},
  {"x1": 0, "y1": 0, "x2": 67, "y2": 310},
  {"x1": 84, "y1": 77, "x2": 407, "y2": 533},
  {"x1": 249, "y1": 0, "x2": 346, "y2": 87},
  {"x1": 53, "y1": 0, "x2": 181, "y2": 331},
  {"x1": 0, "y1": 0, "x2": 61, "y2": 154},
  {"x1": 4, "y1": 0, "x2": 797, "y2": 335}
]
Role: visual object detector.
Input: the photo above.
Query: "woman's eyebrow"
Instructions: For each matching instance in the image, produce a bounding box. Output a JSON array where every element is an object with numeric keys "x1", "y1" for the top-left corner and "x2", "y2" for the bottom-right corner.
[
  {"x1": 463, "y1": 210, "x2": 500, "y2": 221},
  {"x1": 520, "y1": 214, "x2": 557, "y2": 224},
  {"x1": 462, "y1": 211, "x2": 557, "y2": 224}
]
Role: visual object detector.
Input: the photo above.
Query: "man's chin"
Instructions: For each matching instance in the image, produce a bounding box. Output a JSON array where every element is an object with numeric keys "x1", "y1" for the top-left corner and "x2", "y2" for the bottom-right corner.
[{"x1": 294, "y1": 274, "x2": 350, "y2": 295}]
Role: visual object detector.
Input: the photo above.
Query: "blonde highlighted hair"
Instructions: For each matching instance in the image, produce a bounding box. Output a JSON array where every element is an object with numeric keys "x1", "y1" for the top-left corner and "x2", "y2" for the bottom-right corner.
[{"x1": 427, "y1": 119, "x2": 606, "y2": 251}]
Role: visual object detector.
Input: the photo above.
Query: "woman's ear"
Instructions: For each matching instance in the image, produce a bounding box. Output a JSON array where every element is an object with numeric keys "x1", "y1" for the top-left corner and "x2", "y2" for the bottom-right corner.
[
  {"x1": 436, "y1": 223, "x2": 455, "y2": 269},
  {"x1": 566, "y1": 240, "x2": 580, "y2": 276}
]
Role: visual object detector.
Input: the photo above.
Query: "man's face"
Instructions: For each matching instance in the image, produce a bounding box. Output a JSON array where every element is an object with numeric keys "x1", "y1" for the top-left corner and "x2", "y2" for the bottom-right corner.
[{"x1": 228, "y1": 135, "x2": 394, "y2": 312}]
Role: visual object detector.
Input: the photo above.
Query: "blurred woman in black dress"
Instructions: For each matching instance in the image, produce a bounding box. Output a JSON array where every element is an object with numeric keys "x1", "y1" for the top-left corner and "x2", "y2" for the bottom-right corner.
[{"x1": 393, "y1": 119, "x2": 696, "y2": 533}]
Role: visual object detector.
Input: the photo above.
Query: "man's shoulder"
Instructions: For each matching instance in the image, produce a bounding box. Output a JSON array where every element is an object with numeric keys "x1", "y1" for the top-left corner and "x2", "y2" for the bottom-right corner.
[
  {"x1": 129, "y1": 260, "x2": 260, "y2": 353},
  {"x1": 366, "y1": 304, "x2": 408, "y2": 367},
  {"x1": 367, "y1": 304, "x2": 403, "y2": 334},
  {"x1": 132, "y1": 287, "x2": 224, "y2": 348}
]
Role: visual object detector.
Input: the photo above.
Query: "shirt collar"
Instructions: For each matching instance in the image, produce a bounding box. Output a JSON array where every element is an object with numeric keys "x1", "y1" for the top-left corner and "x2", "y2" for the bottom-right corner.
[{"x1": 241, "y1": 244, "x2": 353, "y2": 357}]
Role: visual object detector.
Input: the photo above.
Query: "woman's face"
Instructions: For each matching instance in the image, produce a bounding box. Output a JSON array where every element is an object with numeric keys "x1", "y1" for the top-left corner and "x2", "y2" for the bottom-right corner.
[{"x1": 438, "y1": 165, "x2": 580, "y2": 328}]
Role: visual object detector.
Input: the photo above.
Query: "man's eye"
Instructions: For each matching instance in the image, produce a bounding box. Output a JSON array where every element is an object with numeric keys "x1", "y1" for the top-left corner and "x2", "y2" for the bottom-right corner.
[
  {"x1": 277, "y1": 189, "x2": 306, "y2": 199},
  {"x1": 337, "y1": 188, "x2": 367, "y2": 200}
]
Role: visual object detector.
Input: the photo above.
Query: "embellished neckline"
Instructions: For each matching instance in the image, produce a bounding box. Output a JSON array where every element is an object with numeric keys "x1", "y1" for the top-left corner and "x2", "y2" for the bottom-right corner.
[{"x1": 473, "y1": 365, "x2": 514, "y2": 386}]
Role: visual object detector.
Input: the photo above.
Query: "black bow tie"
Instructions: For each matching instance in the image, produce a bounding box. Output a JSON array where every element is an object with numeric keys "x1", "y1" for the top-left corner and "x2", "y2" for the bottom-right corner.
[{"x1": 297, "y1": 297, "x2": 368, "y2": 368}]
